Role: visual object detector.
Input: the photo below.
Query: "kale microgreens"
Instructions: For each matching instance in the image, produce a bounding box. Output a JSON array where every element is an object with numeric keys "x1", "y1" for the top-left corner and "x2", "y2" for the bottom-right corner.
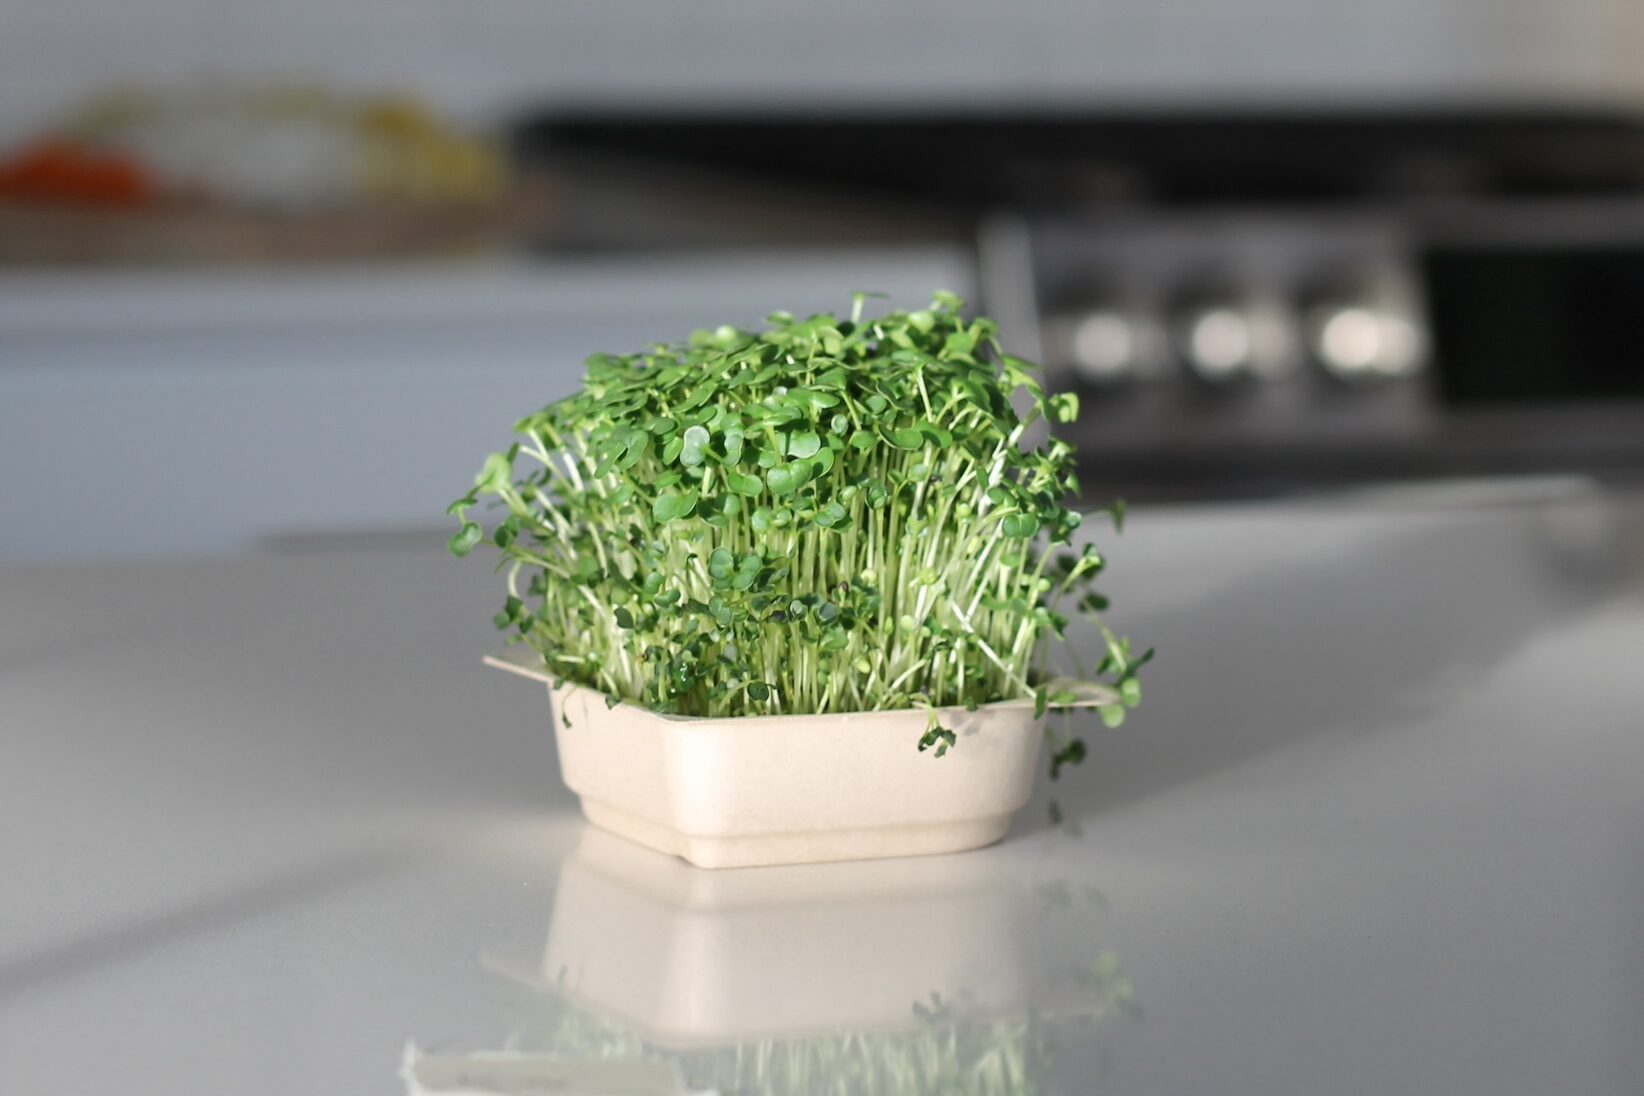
[{"x1": 449, "y1": 293, "x2": 1149, "y2": 773}]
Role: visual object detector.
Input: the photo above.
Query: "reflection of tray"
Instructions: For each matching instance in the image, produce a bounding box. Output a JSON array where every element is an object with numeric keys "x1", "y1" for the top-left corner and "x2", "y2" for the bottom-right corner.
[
  {"x1": 536, "y1": 827, "x2": 1030, "y2": 1049},
  {"x1": 441, "y1": 827, "x2": 1133, "y2": 1095},
  {"x1": 0, "y1": 180, "x2": 556, "y2": 266}
]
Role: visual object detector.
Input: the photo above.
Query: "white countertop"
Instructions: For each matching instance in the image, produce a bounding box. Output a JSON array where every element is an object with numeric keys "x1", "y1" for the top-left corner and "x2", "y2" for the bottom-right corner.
[{"x1": 4, "y1": 489, "x2": 1643, "y2": 1094}]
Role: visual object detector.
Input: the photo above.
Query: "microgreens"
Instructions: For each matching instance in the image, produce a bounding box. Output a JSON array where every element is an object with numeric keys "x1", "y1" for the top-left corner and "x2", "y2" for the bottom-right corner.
[{"x1": 449, "y1": 293, "x2": 1148, "y2": 771}]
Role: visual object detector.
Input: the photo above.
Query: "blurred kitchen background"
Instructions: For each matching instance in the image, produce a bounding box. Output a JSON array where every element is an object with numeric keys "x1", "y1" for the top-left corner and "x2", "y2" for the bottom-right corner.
[{"x1": 6, "y1": 0, "x2": 1644, "y2": 563}]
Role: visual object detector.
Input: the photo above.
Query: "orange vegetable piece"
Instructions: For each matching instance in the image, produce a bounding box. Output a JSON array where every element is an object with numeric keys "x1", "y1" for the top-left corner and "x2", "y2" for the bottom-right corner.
[{"x1": 0, "y1": 136, "x2": 158, "y2": 208}]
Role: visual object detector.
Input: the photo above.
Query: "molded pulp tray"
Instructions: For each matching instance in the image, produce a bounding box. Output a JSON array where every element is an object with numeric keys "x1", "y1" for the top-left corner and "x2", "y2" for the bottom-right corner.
[{"x1": 486, "y1": 655, "x2": 1050, "y2": 868}]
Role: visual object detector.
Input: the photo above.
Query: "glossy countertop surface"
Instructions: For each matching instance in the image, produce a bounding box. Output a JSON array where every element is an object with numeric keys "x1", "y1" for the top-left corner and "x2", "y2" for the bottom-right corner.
[{"x1": 5, "y1": 485, "x2": 1644, "y2": 1094}]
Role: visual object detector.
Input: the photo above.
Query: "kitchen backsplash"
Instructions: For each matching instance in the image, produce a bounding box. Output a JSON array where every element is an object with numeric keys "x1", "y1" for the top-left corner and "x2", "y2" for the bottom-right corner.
[{"x1": 4, "y1": 0, "x2": 1643, "y2": 141}]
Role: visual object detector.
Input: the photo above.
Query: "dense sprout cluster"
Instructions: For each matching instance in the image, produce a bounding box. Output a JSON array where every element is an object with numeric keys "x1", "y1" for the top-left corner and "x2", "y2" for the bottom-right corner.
[{"x1": 450, "y1": 293, "x2": 1147, "y2": 765}]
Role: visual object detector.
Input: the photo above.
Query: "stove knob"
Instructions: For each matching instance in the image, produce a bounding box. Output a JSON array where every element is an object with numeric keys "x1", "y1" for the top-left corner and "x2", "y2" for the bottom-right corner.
[
  {"x1": 1306, "y1": 303, "x2": 1423, "y2": 382},
  {"x1": 1175, "y1": 302, "x2": 1257, "y2": 384},
  {"x1": 1067, "y1": 309, "x2": 1141, "y2": 384}
]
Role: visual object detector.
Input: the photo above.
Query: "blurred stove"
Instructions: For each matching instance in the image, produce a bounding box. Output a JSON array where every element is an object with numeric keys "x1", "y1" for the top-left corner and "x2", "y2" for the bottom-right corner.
[
  {"x1": 984, "y1": 197, "x2": 1644, "y2": 500},
  {"x1": 527, "y1": 111, "x2": 1644, "y2": 499}
]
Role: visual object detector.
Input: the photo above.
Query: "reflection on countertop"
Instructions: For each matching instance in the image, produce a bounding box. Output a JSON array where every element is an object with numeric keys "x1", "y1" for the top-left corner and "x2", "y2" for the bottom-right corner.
[{"x1": 406, "y1": 825, "x2": 1133, "y2": 1096}]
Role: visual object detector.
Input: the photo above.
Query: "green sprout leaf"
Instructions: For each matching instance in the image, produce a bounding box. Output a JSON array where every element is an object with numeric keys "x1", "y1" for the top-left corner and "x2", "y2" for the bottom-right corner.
[
  {"x1": 474, "y1": 452, "x2": 512, "y2": 492},
  {"x1": 1001, "y1": 513, "x2": 1040, "y2": 538},
  {"x1": 447, "y1": 522, "x2": 483, "y2": 557},
  {"x1": 1121, "y1": 677, "x2": 1142, "y2": 707},
  {"x1": 1048, "y1": 391, "x2": 1080, "y2": 424},
  {"x1": 813, "y1": 501, "x2": 849, "y2": 529},
  {"x1": 787, "y1": 430, "x2": 822, "y2": 459},
  {"x1": 652, "y1": 489, "x2": 698, "y2": 523},
  {"x1": 767, "y1": 464, "x2": 808, "y2": 496},
  {"x1": 726, "y1": 470, "x2": 763, "y2": 496},
  {"x1": 680, "y1": 424, "x2": 710, "y2": 467},
  {"x1": 1050, "y1": 738, "x2": 1087, "y2": 780}
]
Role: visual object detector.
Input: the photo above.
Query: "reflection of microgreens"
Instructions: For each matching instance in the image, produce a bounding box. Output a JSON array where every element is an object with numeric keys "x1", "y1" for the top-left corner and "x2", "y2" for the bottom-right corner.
[
  {"x1": 504, "y1": 965, "x2": 1136, "y2": 1096},
  {"x1": 449, "y1": 293, "x2": 1149, "y2": 771}
]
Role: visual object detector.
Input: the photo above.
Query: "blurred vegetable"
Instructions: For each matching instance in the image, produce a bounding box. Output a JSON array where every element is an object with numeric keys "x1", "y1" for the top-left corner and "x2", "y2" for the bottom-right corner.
[
  {"x1": 0, "y1": 85, "x2": 508, "y2": 212},
  {"x1": 0, "y1": 138, "x2": 157, "y2": 208}
]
